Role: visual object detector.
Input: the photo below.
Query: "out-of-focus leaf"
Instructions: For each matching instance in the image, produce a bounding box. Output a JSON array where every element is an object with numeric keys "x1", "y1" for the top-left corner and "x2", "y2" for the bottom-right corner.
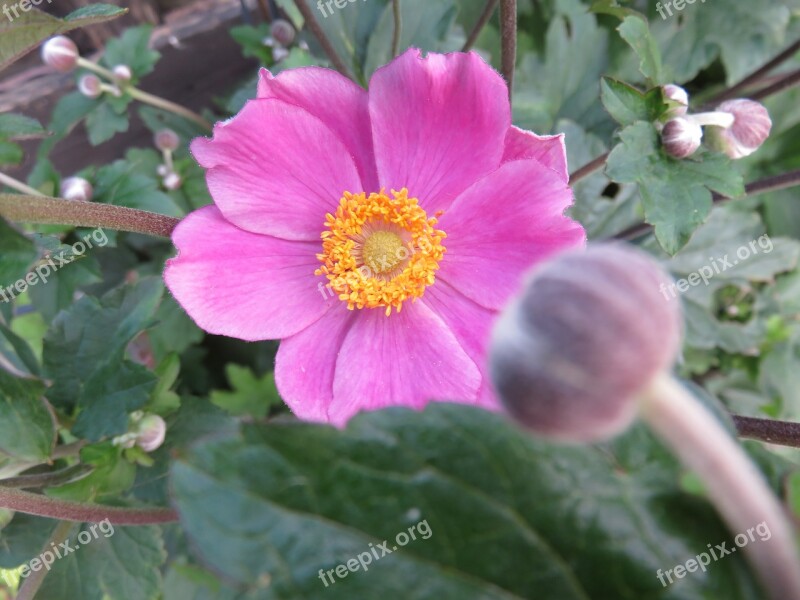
[
  {"x1": 210, "y1": 365, "x2": 282, "y2": 419},
  {"x1": 0, "y1": 114, "x2": 47, "y2": 140},
  {"x1": 617, "y1": 15, "x2": 665, "y2": 84},
  {"x1": 100, "y1": 24, "x2": 160, "y2": 79},
  {"x1": 0, "y1": 218, "x2": 38, "y2": 291},
  {"x1": 0, "y1": 370, "x2": 54, "y2": 462}
]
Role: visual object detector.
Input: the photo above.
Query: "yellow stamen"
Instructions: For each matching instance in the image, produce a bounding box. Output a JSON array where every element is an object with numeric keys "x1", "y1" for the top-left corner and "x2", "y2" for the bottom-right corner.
[{"x1": 316, "y1": 188, "x2": 446, "y2": 316}]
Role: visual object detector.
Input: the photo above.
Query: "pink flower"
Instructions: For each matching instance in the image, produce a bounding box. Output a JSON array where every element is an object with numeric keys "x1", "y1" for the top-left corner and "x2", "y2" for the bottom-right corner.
[{"x1": 164, "y1": 49, "x2": 585, "y2": 426}]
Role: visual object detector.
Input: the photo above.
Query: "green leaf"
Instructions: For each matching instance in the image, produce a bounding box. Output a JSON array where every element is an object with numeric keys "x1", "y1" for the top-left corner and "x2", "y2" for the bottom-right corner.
[
  {"x1": 617, "y1": 15, "x2": 665, "y2": 84},
  {"x1": 230, "y1": 24, "x2": 273, "y2": 65},
  {"x1": 0, "y1": 140, "x2": 23, "y2": 166},
  {"x1": 170, "y1": 404, "x2": 768, "y2": 599},
  {"x1": 0, "y1": 321, "x2": 41, "y2": 376},
  {"x1": 43, "y1": 277, "x2": 163, "y2": 411},
  {"x1": 147, "y1": 354, "x2": 181, "y2": 416},
  {"x1": 0, "y1": 218, "x2": 38, "y2": 291},
  {"x1": 48, "y1": 442, "x2": 136, "y2": 501},
  {"x1": 36, "y1": 522, "x2": 165, "y2": 600},
  {"x1": 0, "y1": 4, "x2": 127, "y2": 72},
  {"x1": 101, "y1": 25, "x2": 160, "y2": 79},
  {"x1": 210, "y1": 365, "x2": 282, "y2": 419},
  {"x1": 85, "y1": 102, "x2": 129, "y2": 146},
  {"x1": 0, "y1": 370, "x2": 54, "y2": 462},
  {"x1": 606, "y1": 122, "x2": 744, "y2": 254},
  {"x1": 599, "y1": 77, "x2": 666, "y2": 126},
  {"x1": 73, "y1": 360, "x2": 158, "y2": 441},
  {"x1": 93, "y1": 160, "x2": 182, "y2": 217},
  {"x1": 0, "y1": 113, "x2": 46, "y2": 140},
  {"x1": 589, "y1": 0, "x2": 641, "y2": 20}
]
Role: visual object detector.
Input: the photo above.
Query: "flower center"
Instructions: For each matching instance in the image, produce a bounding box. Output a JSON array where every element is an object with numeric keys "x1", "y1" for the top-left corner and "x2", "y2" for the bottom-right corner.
[{"x1": 316, "y1": 188, "x2": 446, "y2": 316}]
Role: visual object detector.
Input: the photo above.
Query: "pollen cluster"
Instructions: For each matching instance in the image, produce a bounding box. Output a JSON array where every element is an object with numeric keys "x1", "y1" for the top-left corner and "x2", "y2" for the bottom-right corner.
[{"x1": 316, "y1": 188, "x2": 446, "y2": 316}]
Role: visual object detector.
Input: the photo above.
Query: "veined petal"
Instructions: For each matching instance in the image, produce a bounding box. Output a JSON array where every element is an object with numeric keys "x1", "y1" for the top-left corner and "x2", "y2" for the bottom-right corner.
[
  {"x1": 258, "y1": 67, "x2": 378, "y2": 191},
  {"x1": 437, "y1": 159, "x2": 585, "y2": 310},
  {"x1": 164, "y1": 206, "x2": 328, "y2": 341},
  {"x1": 369, "y1": 48, "x2": 510, "y2": 214},
  {"x1": 191, "y1": 99, "x2": 362, "y2": 241},
  {"x1": 502, "y1": 126, "x2": 568, "y2": 182}
]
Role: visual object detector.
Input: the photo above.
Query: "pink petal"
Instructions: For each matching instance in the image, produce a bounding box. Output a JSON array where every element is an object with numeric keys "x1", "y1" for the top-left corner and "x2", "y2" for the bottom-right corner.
[
  {"x1": 164, "y1": 206, "x2": 329, "y2": 341},
  {"x1": 275, "y1": 304, "x2": 356, "y2": 423},
  {"x1": 329, "y1": 301, "x2": 481, "y2": 426},
  {"x1": 257, "y1": 67, "x2": 378, "y2": 191},
  {"x1": 437, "y1": 159, "x2": 585, "y2": 310},
  {"x1": 190, "y1": 99, "x2": 362, "y2": 242},
  {"x1": 368, "y1": 49, "x2": 510, "y2": 214},
  {"x1": 421, "y1": 280, "x2": 500, "y2": 410},
  {"x1": 502, "y1": 126, "x2": 569, "y2": 182}
]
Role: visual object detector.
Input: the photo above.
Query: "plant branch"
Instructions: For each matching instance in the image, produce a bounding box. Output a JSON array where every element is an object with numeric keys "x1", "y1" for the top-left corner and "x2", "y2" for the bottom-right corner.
[
  {"x1": 0, "y1": 487, "x2": 178, "y2": 524},
  {"x1": 462, "y1": 0, "x2": 499, "y2": 52},
  {"x1": 499, "y1": 0, "x2": 517, "y2": 100},
  {"x1": 613, "y1": 168, "x2": 800, "y2": 241},
  {"x1": 0, "y1": 465, "x2": 93, "y2": 490},
  {"x1": 391, "y1": 0, "x2": 402, "y2": 58},
  {"x1": 0, "y1": 194, "x2": 179, "y2": 239},
  {"x1": 733, "y1": 415, "x2": 800, "y2": 448},
  {"x1": 750, "y1": 67, "x2": 800, "y2": 101},
  {"x1": 293, "y1": 0, "x2": 355, "y2": 81},
  {"x1": 709, "y1": 38, "x2": 800, "y2": 104},
  {"x1": 127, "y1": 88, "x2": 213, "y2": 132},
  {"x1": 0, "y1": 171, "x2": 45, "y2": 197},
  {"x1": 569, "y1": 151, "x2": 609, "y2": 184},
  {"x1": 16, "y1": 520, "x2": 74, "y2": 600}
]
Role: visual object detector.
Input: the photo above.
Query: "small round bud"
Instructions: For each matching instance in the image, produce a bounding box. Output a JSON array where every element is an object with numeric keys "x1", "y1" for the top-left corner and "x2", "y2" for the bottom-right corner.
[
  {"x1": 154, "y1": 129, "x2": 180, "y2": 152},
  {"x1": 163, "y1": 172, "x2": 183, "y2": 190},
  {"x1": 270, "y1": 19, "x2": 295, "y2": 47},
  {"x1": 60, "y1": 177, "x2": 93, "y2": 202},
  {"x1": 489, "y1": 244, "x2": 682, "y2": 443},
  {"x1": 705, "y1": 99, "x2": 772, "y2": 159},
  {"x1": 78, "y1": 74, "x2": 102, "y2": 98},
  {"x1": 662, "y1": 117, "x2": 702, "y2": 159},
  {"x1": 156, "y1": 164, "x2": 170, "y2": 177},
  {"x1": 663, "y1": 84, "x2": 689, "y2": 117},
  {"x1": 135, "y1": 414, "x2": 166, "y2": 452},
  {"x1": 273, "y1": 46, "x2": 290, "y2": 62},
  {"x1": 112, "y1": 64, "x2": 132, "y2": 82},
  {"x1": 41, "y1": 36, "x2": 79, "y2": 72}
]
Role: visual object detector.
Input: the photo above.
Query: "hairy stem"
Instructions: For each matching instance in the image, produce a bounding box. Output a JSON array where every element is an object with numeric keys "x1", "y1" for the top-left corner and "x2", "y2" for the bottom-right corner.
[
  {"x1": 499, "y1": 0, "x2": 517, "y2": 100},
  {"x1": 293, "y1": 0, "x2": 355, "y2": 81},
  {"x1": 0, "y1": 194, "x2": 179, "y2": 239},
  {"x1": 0, "y1": 487, "x2": 178, "y2": 524},
  {"x1": 16, "y1": 520, "x2": 74, "y2": 600},
  {"x1": 391, "y1": 0, "x2": 402, "y2": 58},
  {"x1": 641, "y1": 374, "x2": 800, "y2": 600},
  {"x1": 733, "y1": 415, "x2": 800, "y2": 449},
  {"x1": 462, "y1": 0, "x2": 499, "y2": 52}
]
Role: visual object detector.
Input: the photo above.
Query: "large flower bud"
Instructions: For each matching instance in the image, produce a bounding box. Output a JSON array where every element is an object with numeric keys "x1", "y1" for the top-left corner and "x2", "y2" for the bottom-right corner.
[
  {"x1": 489, "y1": 244, "x2": 682, "y2": 443},
  {"x1": 662, "y1": 117, "x2": 702, "y2": 159},
  {"x1": 663, "y1": 84, "x2": 689, "y2": 118},
  {"x1": 41, "y1": 36, "x2": 79, "y2": 72},
  {"x1": 60, "y1": 177, "x2": 93, "y2": 202},
  {"x1": 705, "y1": 99, "x2": 772, "y2": 159}
]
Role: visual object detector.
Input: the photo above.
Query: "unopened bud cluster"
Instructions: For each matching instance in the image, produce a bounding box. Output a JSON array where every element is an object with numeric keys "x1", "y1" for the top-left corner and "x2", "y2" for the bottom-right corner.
[
  {"x1": 42, "y1": 36, "x2": 133, "y2": 100},
  {"x1": 112, "y1": 411, "x2": 167, "y2": 452},
  {"x1": 262, "y1": 19, "x2": 296, "y2": 63},
  {"x1": 154, "y1": 129, "x2": 183, "y2": 190},
  {"x1": 659, "y1": 85, "x2": 771, "y2": 160}
]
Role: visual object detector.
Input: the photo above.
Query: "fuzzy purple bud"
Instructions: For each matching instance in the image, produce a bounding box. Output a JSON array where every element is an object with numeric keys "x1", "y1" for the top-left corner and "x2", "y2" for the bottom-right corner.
[
  {"x1": 270, "y1": 19, "x2": 295, "y2": 47},
  {"x1": 154, "y1": 129, "x2": 180, "y2": 152},
  {"x1": 60, "y1": 177, "x2": 93, "y2": 202},
  {"x1": 662, "y1": 117, "x2": 702, "y2": 159},
  {"x1": 489, "y1": 244, "x2": 682, "y2": 443},
  {"x1": 78, "y1": 74, "x2": 102, "y2": 98},
  {"x1": 136, "y1": 414, "x2": 166, "y2": 452},
  {"x1": 112, "y1": 64, "x2": 132, "y2": 82},
  {"x1": 663, "y1": 84, "x2": 689, "y2": 118},
  {"x1": 705, "y1": 99, "x2": 772, "y2": 159},
  {"x1": 41, "y1": 36, "x2": 79, "y2": 72}
]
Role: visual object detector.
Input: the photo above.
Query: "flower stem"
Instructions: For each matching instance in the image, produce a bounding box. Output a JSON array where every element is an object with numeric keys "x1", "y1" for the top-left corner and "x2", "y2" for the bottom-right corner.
[
  {"x1": 76, "y1": 56, "x2": 117, "y2": 81},
  {"x1": 0, "y1": 464, "x2": 93, "y2": 490},
  {"x1": 750, "y1": 67, "x2": 800, "y2": 101},
  {"x1": 126, "y1": 87, "x2": 212, "y2": 132},
  {"x1": 0, "y1": 486, "x2": 178, "y2": 524},
  {"x1": 688, "y1": 111, "x2": 735, "y2": 128},
  {"x1": 16, "y1": 520, "x2": 74, "y2": 600},
  {"x1": 733, "y1": 415, "x2": 800, "y2": 448},
  {"x1": 462, "y1": 0, "x2": 499, "y2": 52},
  {"x1": 293, "y1": 0, "x2": 355, "y2": 81},
  {"x1": 0, "y1": 194, "x2": 179, "y2": 238},
  {"x1": 568, "y1": 151, "x2": 609, "y2": 184},
  {"x1": 709, "y1": 38, "x2": 800, "y2": 104},
  {"x1": 499, "y1": 0, "x2": 517, "y2": 100},
  {"x1": 391, "y1": 0, "x2": 402, "y2": 58},
  {"x1": 0, "y1": 171, "x2": 45, "y2": 197},
  {"x1": 640, "y1": 374, "x2": 800, "y2": 600}
]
